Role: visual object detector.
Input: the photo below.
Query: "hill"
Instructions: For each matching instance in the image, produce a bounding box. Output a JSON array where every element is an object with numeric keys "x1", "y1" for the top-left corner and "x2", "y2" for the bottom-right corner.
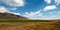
[{"x1": 0, "y1": 12, "x2": 28, "y2": 20}]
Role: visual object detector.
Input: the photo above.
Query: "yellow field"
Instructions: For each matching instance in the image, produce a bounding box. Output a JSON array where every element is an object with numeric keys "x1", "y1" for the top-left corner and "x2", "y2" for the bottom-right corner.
[{"x1": 0, "y1": 20, "x2": 60, "y2": 30}]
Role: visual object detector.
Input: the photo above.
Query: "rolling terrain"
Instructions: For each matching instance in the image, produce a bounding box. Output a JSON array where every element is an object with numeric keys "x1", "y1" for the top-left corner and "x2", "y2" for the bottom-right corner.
[
  {"x1": 0, "y1": 12, "x2": 28, "y2": 20},
  {"x1": 0, "y1": 12, "x2": 60, "y2": 30}
]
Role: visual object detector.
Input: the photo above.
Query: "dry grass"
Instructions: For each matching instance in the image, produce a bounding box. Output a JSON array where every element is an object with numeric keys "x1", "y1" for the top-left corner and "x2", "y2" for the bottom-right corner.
[{"x1": 0, "y1": 20, "x2": 60, "y2": 30}]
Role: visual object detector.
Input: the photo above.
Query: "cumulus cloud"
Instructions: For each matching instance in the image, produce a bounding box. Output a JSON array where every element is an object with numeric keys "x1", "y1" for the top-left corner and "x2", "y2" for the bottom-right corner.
[
  {"x1": 0, "y1": 6, "x2": 21, "y2": 15},
  {"x1": 0, "y1": 0, "x2": 25, "y2": 7},
  {"x1": 22, "y1": 10, "x2": 43, "y2": 19},
  {"x1": 45, "y1": 0, "x2": 51, "y2": 4},
  {"x1": 44, "y1": 5, "x2": 56, "y2": 11},
  {"x1": 54, "y1": 0, "x2": 60, "y2": 5},
  {"x1": 45, "y1": 0, "x2": 60, "y2": 5},
  {"x1": 25, "y1": 10, "x2": 42, "y2": 16},
  {"x1": 0, "y1": 6, "x2": 9, "y2": 13},
  {"x1": 0, "y1": 0, "x2": 25, "y2": 15}
]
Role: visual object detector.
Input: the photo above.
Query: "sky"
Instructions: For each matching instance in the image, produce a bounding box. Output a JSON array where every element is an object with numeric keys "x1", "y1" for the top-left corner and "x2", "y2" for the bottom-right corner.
[{"x1": 0, "y1": 0, "x2": 60, "y2": 20}]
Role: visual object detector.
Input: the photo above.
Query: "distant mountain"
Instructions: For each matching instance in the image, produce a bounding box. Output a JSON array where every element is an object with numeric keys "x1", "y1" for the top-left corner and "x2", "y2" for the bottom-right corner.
[{"x1": 0, "y1": 12, "x2": 28, "y2": 20}]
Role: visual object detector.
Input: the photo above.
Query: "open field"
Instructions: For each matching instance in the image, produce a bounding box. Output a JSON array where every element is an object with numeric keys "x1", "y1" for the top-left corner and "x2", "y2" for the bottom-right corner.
[
  {"x1": 0, "y1": 20, "x2": 60, "y2": 30},
  {"x1": 0, "y1": 19, "x2": 54, "y2": 22}
]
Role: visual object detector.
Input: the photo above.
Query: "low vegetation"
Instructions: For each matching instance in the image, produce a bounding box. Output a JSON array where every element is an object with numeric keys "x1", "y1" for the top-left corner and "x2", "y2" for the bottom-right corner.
[
  {"x1": 0, "y1": 19, "x2": 53, "y2": 22},
  {"x1": 0, "y1": 20, "x2": 60, "y2": 30}
]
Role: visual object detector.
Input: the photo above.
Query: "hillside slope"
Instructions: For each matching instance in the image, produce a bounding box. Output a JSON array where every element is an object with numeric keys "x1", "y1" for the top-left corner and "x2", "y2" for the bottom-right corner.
[{"x1": 0, "y1": 12, "x2": 28, "y2": 20}]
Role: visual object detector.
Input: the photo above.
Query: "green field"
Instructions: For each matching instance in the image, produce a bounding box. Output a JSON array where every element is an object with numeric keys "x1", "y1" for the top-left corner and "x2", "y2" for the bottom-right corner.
[{"x1": 0, "y1": 19, "x2": 53, "y2": 22}]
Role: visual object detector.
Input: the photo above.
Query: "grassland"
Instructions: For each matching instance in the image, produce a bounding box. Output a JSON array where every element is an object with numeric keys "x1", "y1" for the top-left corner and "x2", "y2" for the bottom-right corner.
[
  {"x1": 0, "y1": 19, "x2": 53, "y2": 22},
  {"x1": 0, "y1": 19, "x2": 60, "y2": 30}
]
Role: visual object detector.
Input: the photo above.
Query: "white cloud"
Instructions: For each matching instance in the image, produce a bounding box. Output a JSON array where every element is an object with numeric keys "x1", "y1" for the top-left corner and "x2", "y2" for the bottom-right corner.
[
  {"x1": 25, "y1": 10, "x2": 42, "y2": 16},
  {"x1": 9, "y1": 8, "x2": 17, "y2": 10},
  {"x1": 45, "y1": 0, "x2": 51, "y2": 4},
  {"x1": 57, "y1": 11, "x2": 60, "y2": 14},
  {"x1": 22, "y1": 10, "x2": 43, "y2": 19},
  {"x1": 10, "y1": 12, "x2": 21, "y2": 15},
  {"x1": 0, "y1": 6, "x2": 9, "y2": 13},
  {"x1": 29, "y1": 18, "x2": 60, "y2": 20},
  {"x1": 0, "y1": 0, "x2": 25, "y2": 7},
  {"x1": 45, "y1": 0, "x2": 60, "y2": 5},
  {"x1": 54, "y1": 0, "x2": 60, "y2": 5},
  {"x1": 0, "y1": 6, "x2": 21, "y2": 15},
  {"x1": 22, "y1": 10, "x2": 60, "y2": 20},
  {"x1": 14, "y1": 13, "x2": 21, "y2": 15},
  {"x1": 44, "y1": 5, "x2": 56, "y2": 11},
  {"x1": 49, "y1": 12, "x2": 53, "y2": 14}
]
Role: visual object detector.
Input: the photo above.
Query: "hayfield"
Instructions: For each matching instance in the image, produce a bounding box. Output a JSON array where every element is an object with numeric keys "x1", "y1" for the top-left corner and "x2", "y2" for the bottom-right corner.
[{"x1": 0, "y1": 20, "x2": 60, "y2": 30}]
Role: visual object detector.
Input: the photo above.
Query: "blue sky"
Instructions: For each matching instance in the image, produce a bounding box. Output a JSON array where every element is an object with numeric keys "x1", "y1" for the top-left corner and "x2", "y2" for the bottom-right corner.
[{"x1": 0, "y1": 0, "x2": 60, "y2": 19}]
